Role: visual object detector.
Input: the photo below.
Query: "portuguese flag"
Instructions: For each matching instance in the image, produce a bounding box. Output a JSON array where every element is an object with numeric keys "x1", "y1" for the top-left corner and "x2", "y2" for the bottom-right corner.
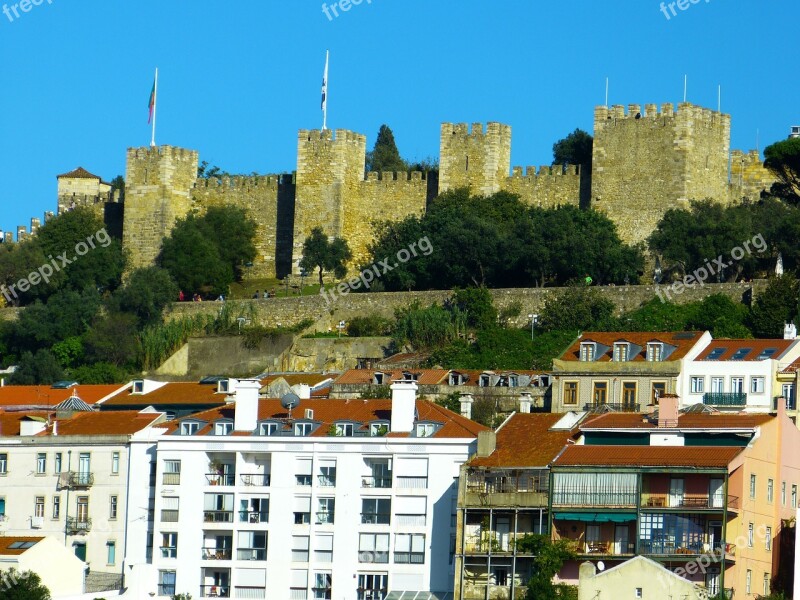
[{"x1": 148, "y1": 79, "x2": 156, "y2": 124}]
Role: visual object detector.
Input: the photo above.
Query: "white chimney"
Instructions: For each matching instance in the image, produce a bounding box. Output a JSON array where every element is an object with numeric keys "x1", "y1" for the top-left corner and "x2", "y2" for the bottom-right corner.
[
  {"x1": 233, "y1": 379, "x2": 262, "y2": 432},
  {"x1": 785, "y1": 323, "x2": 797, "y2": 340},
  {"x1": 519, "y1": 392, "x2": 533, "y2": 414},
  {"x1": 292, "y1": 384, "x2": 311, "y2": 400},
  {"x1": 390, "y1": 380, "x2": 417, "y2": 433},
  {"x1": 459, "y1": 393, "x2": 474, "y2": 419},
  {"x1": 52, "y1": 421, "x2": 58, "y2": 436}
]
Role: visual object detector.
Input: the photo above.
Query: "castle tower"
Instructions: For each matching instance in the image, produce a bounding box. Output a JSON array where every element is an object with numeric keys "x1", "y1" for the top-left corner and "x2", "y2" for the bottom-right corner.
[
  {"x1": 123, "y1": 145, "x2": 199, "y2": 271},
  {"x1": 439, "y1": 122, "x2": 511, "y2": 195},
  {"x1": 292, "y1": 129, "x2": 367, "y2": 274},
  {"x1": 591, "y1": 102, "x2": 731, "y2": 245},
  {"x1": 730, "y1": 149, "x2": 776, "y2": 202},
  {"x1": 56, "y1": 166, "x2": 112, "y2": 215}
]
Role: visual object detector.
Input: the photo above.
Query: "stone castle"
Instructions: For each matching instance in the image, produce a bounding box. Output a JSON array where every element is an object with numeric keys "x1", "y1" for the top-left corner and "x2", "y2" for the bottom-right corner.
[{"x1": 42, "y1": 101, "x2": 776, "y2": 279}]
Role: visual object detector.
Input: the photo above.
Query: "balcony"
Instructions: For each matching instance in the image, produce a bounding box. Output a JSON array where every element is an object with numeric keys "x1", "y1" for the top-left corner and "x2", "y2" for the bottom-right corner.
[
  {"x1": 66, "y1": 517, "x2": 92, "y2": 534},
  {"x1": 240, "y1": 473, "x2": 270, "y2": 487},
  {"x1": 464, "y1": 532, "x2": 542, "y2": 555},
  {"x1": 394, "y1": 551, "x2": 425, "y2": 564},
  {"x1": 316, "y1": 512, "x2": 335, "y2": 525},
  {"x1": 583, "y1": 403, "x2": 640, "y2": 413},
  {"x1": 239, "y1": 510, "x2": 269, "y2": 524},
  {"x1": 361, "y1": 476, "x2": 392, "y2": 488},
  {"x1": 642, "y1": 493, "x2": 739, "y2": 510},
  {"x1": 162, "y1": 473, "x2": 181, "y2": 485},
  {"x1": 552, "y1": 489, "x2": 638, "y2": 508},
  {"x1": 68, "y1": 472, "x2": 94, "y2": 488},
  {"x1": 204, "y1": 511, "x2": 234, "y2": 523},
  {"x1": 236, "y1": 548, "x2": 267, "y2": 561},
  {"x1": 200, "y1": 585, "x2": 230, "y2": 597},
  {"x1": 202, "y1": 547, "x2": 232, "y2": 560},
  {"x1": 575, "y1": 540, "x2": 636, "y2": 556},
  {"x1": 639, "y1": 539, "x2": 733, "y2": 557},
  {"x1": 206, "y1": 473, "x2": 236, "y2": 486},
  {"x1": 702, "y1": 392, "x2": 746, "y2": 407},
  {"x1": 465, "y1": 469, "x2": 549, "y2": 507},
  {"x1": 160, "y1": 546, "x2": 177, "y2": 559},
  {"x1": 361, "y1": 513, "x2": 391, "y2": 525},
  {"x1": 318, "y1": 475, "x2": 336, "y2": 487}
]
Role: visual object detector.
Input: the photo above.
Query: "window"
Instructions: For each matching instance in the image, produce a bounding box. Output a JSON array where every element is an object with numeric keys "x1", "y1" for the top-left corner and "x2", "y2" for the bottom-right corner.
[
  {"x1": 179, "y1": 421, "x2": 200, "y2": 435},
  {"x1": 711, "y1": 377, "x2": 724, "y2": 393},
  {"x1": 335, "y1": 423, "x2": 354, "y2": 436},
  {"x1": 158, "y1": 570, "x2": 176, "y2": 597},
  {"x1": 635, "y1": 589, "x2": 643, "y2": 599},
  {"x1": 646, "y1": 342, "x2": 663, "y2": 362},
  {"x1": 766, "y1": 526, "x2": 772, "y2": 550},
  {"x1": 54, "y1": 453, "x2": 62, "y2": 474},
  {"x1": 291, "y1": 570, "x2": 308, "y2": 598},
  {"x1": 613, "y1": 343, "x2": 629, "y2": 362},
  {"x1": 782, "y1": 481, "x2": 786, "y2": 506},
  {"x1": 731, "y1": 377, "x2": 744, "y2": 393},
  {"x1": 316, "y1": 498, "x2": 335, "y2": 524},
  {"x1": 161, "y1": 532, "x2": 178, "y2": 558},
  {"x1": 292, "y1": 535, "x2": 310, "y2": 562},
  {"x1": 36, "y1": 453, "x2": 46, "y2": 474},
  {"x1": 34, "y1": 496, "x2": 45, "y2": 518},
  {"x1": 652, "y1": 382, "x2": 667, "y2": 403},
  {"x1": 690, "y1": 377, "x2": 705, "y2": 394},
  {"x1": 768, "y1": 479, "x2": 774, "y2": 503},
  {"x1": 580, "y1": 343, "x2": 596, "y2": 362},
  {"x1": 315, "y1": 535, "x2": 333, "y2": 563},
  {"x1": 751, "y1": 377, "x2": 765, "y2": 393},
  {"x1": 563, "y1": 381, "x2": 578, "y2": 405},
  {"x1": 394, "y1": 533, "x2": 425, "y2": 564},
  {"x1": 237, "y1": 530, "x2": 267, "y2": 561},
  {"x1": 395, "y1": 496, "x2": 426, "y2": 527},
  {"x1": 77, "y1": 496, "x2": 89, "y2": 522},
  {"x1": 260, "y1": 422, "x2": 279, "y2": 436},
  {"x1": 132, "y1": 380, "x2": 144, "y2": 394},
  {"x1": 416, "y1": 423, "x2": 435, "y2": 437},
  {"x1": 313, "y1": 572, "x2": 332, "y2": 600},
  {"x1": 622, "y1": 382, "x2": 637, "y2": 407},
  {"x1": 731, "y1": 347, "x2": 753, "y2": 360},
  {"x1": 792, "y1": 484, "x2": 797, "y2": 507},
  {"x1": 52, "y1": 496, "x2": 60, "y2": 519},
  {"x1": 161, "y1": 497, "x2": 179, "y2": 522},
  {"x1": 163, "y1": 460, "x2": 181, "y2": 485},
  {"x1": 294, "y1": 496, "x2": 311, "y2": 524},
  {"x1": 748, "y1": 522, "x2": 754, "y2": 547},
  {"x1": 295, "y1": 422, "x2": 313, "y2": 436},
  {"x1": 107, "y1": 541, "x2": 116, "y2": 565},
  {"x1": 369, "y1": 422, "x2": 388, "y2": 436},
  {"x1": 592, "y1": 381, "x2": 607, "y2": 405},
  {"x1": 358, "y1": 533, "x2": 389, "y2": 563},
  {"x1": 746, "y1": 570, "x2": 752, "y2": 594},
  {"x1": 111, "y1": 452, "x2": 120, "y2": 475},
  {"x1": 358, "y1": 574, "x2": 388, "y2": 599},
  {"x1": 214, "y1": 421, "x2": 233, "y2": 436},
  {"x1": 361, "y1": 498, "x2": 391, "y2": 525},
  {"x1": 750, "y1": 474, "x2": 757, "y2": 499},
  {"x1": 109, "y1": 496, "x2": 118, "y2": 520},
  {"x1": 296, "y1": 458, "x2": 312, "y2": 486},
  {"x1": 319, "y1": 461, "x2": 336, "y2": 487}
]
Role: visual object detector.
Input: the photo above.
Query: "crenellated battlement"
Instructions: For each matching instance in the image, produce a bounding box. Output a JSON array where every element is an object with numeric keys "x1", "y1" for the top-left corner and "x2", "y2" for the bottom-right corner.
[
  {"x1": 127, "y1": 145, "x2": 200, "y2": 162},
  {"x1": 511, "y1": 164, "x2": 581, "y2": 178},
  {"x1": 364, "y1": 171, "x2": 428, "y2": 183},
  {"x1": 297, "y1": 128, "x2": 367, "y2": 146},
  {"x1": 193, "y1": 173, "x2": 295, "y2": 191}
]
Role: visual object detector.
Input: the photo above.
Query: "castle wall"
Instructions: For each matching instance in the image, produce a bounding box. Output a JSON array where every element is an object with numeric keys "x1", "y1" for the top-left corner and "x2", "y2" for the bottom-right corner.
[
  {"x1": 676, "y1": 102, "x2": 731, "y2": 204},
  {"x1": 503, "y1": 165, "x2": 582, "y2": 208},
  {"x1": 439, "y1": 122, "x2": 511, "y2": 195},
  {"x1": 123, "y1": 146, "x2": 199, "y2": 271},
  {"x1": 730, "y1": 149, "x2": 777, "y2": 202}
]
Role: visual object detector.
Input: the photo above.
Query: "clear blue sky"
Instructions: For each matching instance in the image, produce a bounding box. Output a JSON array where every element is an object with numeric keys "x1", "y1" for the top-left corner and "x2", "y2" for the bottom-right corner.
[{"x1": 0, "y1": 0, "x2": 797, "y2": 235}]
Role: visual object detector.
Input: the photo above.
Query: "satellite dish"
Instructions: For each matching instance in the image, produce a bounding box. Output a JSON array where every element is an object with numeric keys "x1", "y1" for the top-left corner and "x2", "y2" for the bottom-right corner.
[
  {"x1": 597, "y1": 561, "x2": 605, "y2": 571},
  {"x1": 281, "y1": 392, "x2": 300, "y2": 420}
]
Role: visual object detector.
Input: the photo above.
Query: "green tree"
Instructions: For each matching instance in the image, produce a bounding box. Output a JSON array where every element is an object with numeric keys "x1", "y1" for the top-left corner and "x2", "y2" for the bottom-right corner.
[
  {"x1": 539, "y1": 286, "x2": 614, "y2": 332},
  {"x1": 435, "y1": 392, "x2": 461, "y2": 413},
  {"x1": 346, "y1": 314, "x2": 393, "y2": 337},
  {"x1": 83, "y1": 313, "x2": 141, "y2": 367},
  {"x1": 51, "y1": 336, "x2": 84, "y2": 368},
  {"x1": 200, "y1": 206, "x2": 258, "y2": 281},
  {"x1": 515, "y1": 534, "x2": 577, "y2": 600},
  {"x1": 110, "y1": 175, "x2": 125, "y2": 196},
  {"x1": 0, "y1": 569, "x2": 52, "y2": 600},
  {"x1": 0, "y1": 240, "x2": 63, "y2": 305},
  {"x1": 299, "y1": 227, "x2": 352, "y2": 286},
  {"x1": 366, "y1": 125, "x2": 406, "y2": 173},
  {"x1": 114, "y1": 266, "x2": 179, "y2": 326},
  {"x1": 70, "y1": 362, "x2": 130, "y2": 384},
  {"x1": 392, "y1": 303, "x2": 455, "y2": 351},
  {"x1": 9, "y1": 350, "x2": 65, "y2": 385},
  {"x1": 748, "y1": 275, "x2": 800, "y2": 338},
  {"x1": 446, "y1": 287, "x2": 498, "y2": 331},
  {"x1": 552, "y1": 128, "x2": 593, "y2": 169},
  {"x1": 764, "y1": 137, "x2": 800, "y2": 204}
]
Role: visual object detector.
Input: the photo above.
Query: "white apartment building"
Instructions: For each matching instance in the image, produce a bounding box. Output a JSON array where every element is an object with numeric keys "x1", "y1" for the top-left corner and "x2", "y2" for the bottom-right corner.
[
  {"x1": 679, "y1": 338, "x2": 800, "y2": 412},
  {"x1": 0, "y1": 395, "x2": 165, "y2": 594},
  {"x1": 131, "y1": 379, "x2": 485, "y2": 599}
]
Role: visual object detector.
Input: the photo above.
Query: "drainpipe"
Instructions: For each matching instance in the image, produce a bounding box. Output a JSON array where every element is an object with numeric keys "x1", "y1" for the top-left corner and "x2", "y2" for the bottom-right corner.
[
  {"x1": 459, "y1": 507, "x2": 467, "y2": 600},
  {"x1": 64, "y1": 450, "x2": 72, "y2": 547},
  {"x1": 720, "y1": 471, "x2": 729, "y2": 595},
  {"x1": 120, "y1": 441, "x2": 133, "y2": 590},
  {"x1": 510, "y1": 508, "x2": 518, "y2": 600},
  {"x1": 485, "y1": 507, "x2": 493, "y2": 600}
]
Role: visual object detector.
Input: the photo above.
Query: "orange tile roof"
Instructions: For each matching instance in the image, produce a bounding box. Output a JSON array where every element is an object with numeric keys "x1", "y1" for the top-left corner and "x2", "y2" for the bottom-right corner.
[
  {"x1": 166, "y1": 398, "x2": 488, "y2": 439},
  {"x1": 0, "y1": 409, "x2": 163, "y2": 437},
  {"x1": 558, "y1": 331, "x2": 705, "y2": 363},
  {"x1": 553, "y1": 445, "x2": 742, "y2": 468},
  {"x1": 56, "y1": 166, "x2": 102, "y2": 180},
  {"x1": 0, "y1": 537, "x2": 44, "y2": 555},
  {"x1": 0, "y1": 411, "x2": 50, "y2": 435},
  {"x1": 335, "y1": 369, "x2": 450, "y2": 386},
  {"x1": 100, "y1": 382, "x2": 228, "y2": 407},
  {"x1": 696, "y1": 339, "x2": 795, "y2": 361},
  {"x1": 469, "y1": 413, "x2": 578, "y2": 468},
  {"x1": 581, "y1": 412, "x2": 774, "y2": 430},
  {"x1": 781, "y1": 357, "x2": 800, "y2": 374},
  {"x1": 0, "y1": 385, "x2": 124, "y2": 407}
]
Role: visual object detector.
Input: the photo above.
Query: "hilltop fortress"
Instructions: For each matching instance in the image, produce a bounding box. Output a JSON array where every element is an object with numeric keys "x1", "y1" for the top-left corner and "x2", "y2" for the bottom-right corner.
[{"x1": 44, "y1": 101, "x2": 776, "y2": 279}]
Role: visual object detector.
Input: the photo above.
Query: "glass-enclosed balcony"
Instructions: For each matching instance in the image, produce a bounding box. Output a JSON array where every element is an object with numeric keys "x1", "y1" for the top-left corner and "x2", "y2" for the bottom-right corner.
[
  {"x1": 465, "y1": 468, "x2": 549, "y2": 508},
  {"x1": 552, "y1": 472, "x2": 637, "y2": 508}
]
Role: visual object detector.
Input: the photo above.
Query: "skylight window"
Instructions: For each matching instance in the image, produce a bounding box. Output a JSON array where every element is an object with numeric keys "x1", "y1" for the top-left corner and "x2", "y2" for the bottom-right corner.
[
  {"x1": 730, "y1": 348, "x2": 752, "y2": 361},
  {"x1": 706, "y1": 348, "x2": 726, "y2": 360},
  {"x1": 756, "y1": 348, "x2": 777, "y2": 360}
]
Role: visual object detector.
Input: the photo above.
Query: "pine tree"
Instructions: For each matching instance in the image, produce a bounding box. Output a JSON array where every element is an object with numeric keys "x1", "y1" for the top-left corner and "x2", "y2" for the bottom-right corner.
[{"x1": 366, "y1": 125, "x2": 407, "y2": 173}]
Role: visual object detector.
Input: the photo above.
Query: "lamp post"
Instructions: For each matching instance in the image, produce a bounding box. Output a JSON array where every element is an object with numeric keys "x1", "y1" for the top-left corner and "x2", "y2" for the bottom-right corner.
[
  {"x1": 337, "y1": 320, "x2": 346, "y2": 338},
  {"x1": 528, "y1": 314, "x2": 538, "y2": 340}
]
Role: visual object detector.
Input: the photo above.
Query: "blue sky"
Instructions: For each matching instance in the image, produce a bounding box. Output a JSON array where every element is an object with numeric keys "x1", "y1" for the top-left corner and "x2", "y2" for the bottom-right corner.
[{"x1": 0, "y1": 0, "x2": 797, "y2": 235}]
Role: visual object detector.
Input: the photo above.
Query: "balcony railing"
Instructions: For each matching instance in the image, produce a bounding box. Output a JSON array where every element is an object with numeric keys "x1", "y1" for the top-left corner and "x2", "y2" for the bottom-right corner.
[
  {"x1": 464, "y1": 532, "x2": 546, "y2": 554},
  {"x1": 160, "y1": 546, "x2": 177, "y2": 558},
  {"x1": 161, "y1": 509, "x2": 179, "y2": 522},
  {"x1": 239, "y1": 510, "x2": 269, "y2": 524},
  {"x1": 396, "y1": 476, "x2": 428, "y2": 489},
  {"x1": 394, "y1": 551, "x2": 425, "y2": 564},
  {"x1": 240, "y1": 473, "x2": 270, "y2": 487},
  {"x1": 66, "y1": 517, "x2": 92, "y2": 533},
  {"x1": 206, "y1": 473, "x2": 236, "y2": 486},
  {"x1": 202, "y1": 547, "x2": 232, "y2": 560},
  {"x1": 361, "y1": 513, "x2": 391, "y2": 525},
  {"x1": 69, "y1": 472, "x2": 94, "y2": 488},
  {"x1": 583, "y1": 403, "x2": 640, "y2": 413},
  {"x1": 575, "y1": 540, "x2": 636, "y2": 556},
  {"x1": 318, "y1": 475, "x2": 336, "y2": 487},
  {"x1": 236, "y1": 548, "x2": 267, "y2": 561},
  {"x1": 158, "y1": 585, "x2": 176, "y2": 596},
  {"x1": 203, "y1": 510, "x2": 234, "y2": 523},
  {"x1": 162, "y1": 473, "x2": 181, "y2": 485},
  {"x1": 642, "y1": 494, "x2": 740, "y2": 510},
  {"x1": 200, "y1": 585, "x2": 230, "y2": 597},
  {"x1": 396, "y1": 514, "x2": 425, "y2": 527},
  {"x1": 233, "y1": 588, "x2": 266, "y2": 599},
  {"x1": 639, "y1": 539, "x2": 729, "y2": 555},
  {"x1": 552, "y1": 488, "x2": 638, "y2": 507},
  {"x1": 703, "y1": 392, "x2": 746, "y2": 407},
  {"x1": 466, "y1": 470, "x2": 549, "y2": 495},
  {"x1": 316, "y1": 512, "x2": 335, "y2": 525},
  {"x1": 361, "y1": 476, "x2": 392, "y2": 488}
]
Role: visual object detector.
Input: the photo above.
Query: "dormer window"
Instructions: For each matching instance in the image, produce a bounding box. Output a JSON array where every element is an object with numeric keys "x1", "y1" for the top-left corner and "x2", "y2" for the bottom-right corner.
[
  {"x1": 217, "y1": 380, "x2": 230, "y2": 394},
  {"x1": 369, "y1": 422, "x2": 388, "y2": 437},
  {"x1": 449, "y1": 372, "x2": 465, "y2": 386},
  {"x1": 613, "y1": 342, "x2": 630, "y2": 362},
  {"x1": 294, "y1": 422, "x2": 313, "y2": 437},
  {"x1": 508, "y1": 375, "x2": 519, "y2": 387},
  {"x1": 646, "y1": 342, "x2": 663, "y2": 362},
  {"x1": 132, "y1": 380, "x2": 144, "y2": 394},
  {"x1": 179, "y1": 422, "x2": 200, "y2": 436},
  {"x1": 415, "y1": 423, "x2": 435, "y2": 438},
  {"x1": 580, "y1": 342, "x2": 596, "y2": 362},
  {"x1": 374, "y1": 372, "x2": 385, "y2": 385},
  {"x1": 479, "y1": 374, "x2": 490, "y2": 387},
  {"x1": 214, "y1": 422, "x2": 233, "y2": 436},
  {"x1": 260, "y1": 422, "x2": 279, "y2": 436},
  {"x1": 335, "y1": 423, "x2": 354, "y2": 437},
  {"x1": 402, "y1": 371, "x2": 419, "y2": 382}
]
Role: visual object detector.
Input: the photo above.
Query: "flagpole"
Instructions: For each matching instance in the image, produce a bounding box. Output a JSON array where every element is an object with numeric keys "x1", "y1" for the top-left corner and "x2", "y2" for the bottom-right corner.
[
  {"x1": 151, "y1": 68, "x2": 158, "y2": 147},
  {"x1": 322, "y1": 51, "x2": 329, "y2": 131}
]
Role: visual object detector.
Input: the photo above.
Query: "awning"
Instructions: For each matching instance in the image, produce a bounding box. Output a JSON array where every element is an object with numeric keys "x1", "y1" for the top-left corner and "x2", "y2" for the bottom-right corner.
[{"x1": 553, "y1": 512, "x2": 637, "y2": 523}]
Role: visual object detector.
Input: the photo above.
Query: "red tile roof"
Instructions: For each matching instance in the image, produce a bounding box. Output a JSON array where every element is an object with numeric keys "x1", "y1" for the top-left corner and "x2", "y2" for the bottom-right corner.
[
  {"x1": 165, "y1": 398, "x2": 488, "y2": 439},
  {"x1": 335, "y1": 369, "x2": 450, "y2": 386},
  {"x1": 781, "y1": 357, "x2": 800, "y2": 374},
  {"x1": 469, "y1": 413, "x2": 578, "y2": 468},
  {"x1": 0, "y1": 409, "x2": 163, "y2": 437},
  {"x1": 56, "y1": 166, "x2": 102, "y2": 180},
  {"x1": 696, "y1": 339, "x2": 795, "y2": 361},
  {"x1": 0, "y1": 537, "x2": 44, "y2": 556},
  {"x1": 100, "y1": 382, "x2": 228, "y2": 407},
  {"x1": 553, "y1": 445, "x2": 742, "y2": 468},
  {"x1": 0, "y1": 385, "x2": 125, "y2": 407},
  {"x1": 581, "y1": 412, "x2": 774, "y2": 430},
  {"x1": 558, "y1": 331, "x2": 705, "y2": 363}
]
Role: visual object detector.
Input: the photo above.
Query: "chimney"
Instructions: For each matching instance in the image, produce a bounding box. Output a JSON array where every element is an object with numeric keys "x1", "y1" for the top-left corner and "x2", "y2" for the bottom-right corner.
[
  {"x1": 785, "y1": 323, "x2": 797, "y2": 340},
  {"x1": 519, "y1": 392, "x2": 532, "y2": 414},
  {"x1": 658, "y1": 393, "x2": 680, "y2": 428},
  {"x1": 233, "y1": 379, "x2": 262, "y2": 432},
  {"x1": 52, "y1": 420, "x2": 58, "y2": 436},
  {"x1": 459, "y1": 393, "x2": 474, "y2": 420},
  {"x1": 476, "y1": 430, "x2": 496, "y2": 457},
  {"x1": 390, "y1": 380, "x2": 417, "y2": 433},
  {"x1": 776, "y1": 395, "x2": 788, "y2": 418},
  {"x1": 292, "y1": 384, "x2": 311, "y2": 400}
]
